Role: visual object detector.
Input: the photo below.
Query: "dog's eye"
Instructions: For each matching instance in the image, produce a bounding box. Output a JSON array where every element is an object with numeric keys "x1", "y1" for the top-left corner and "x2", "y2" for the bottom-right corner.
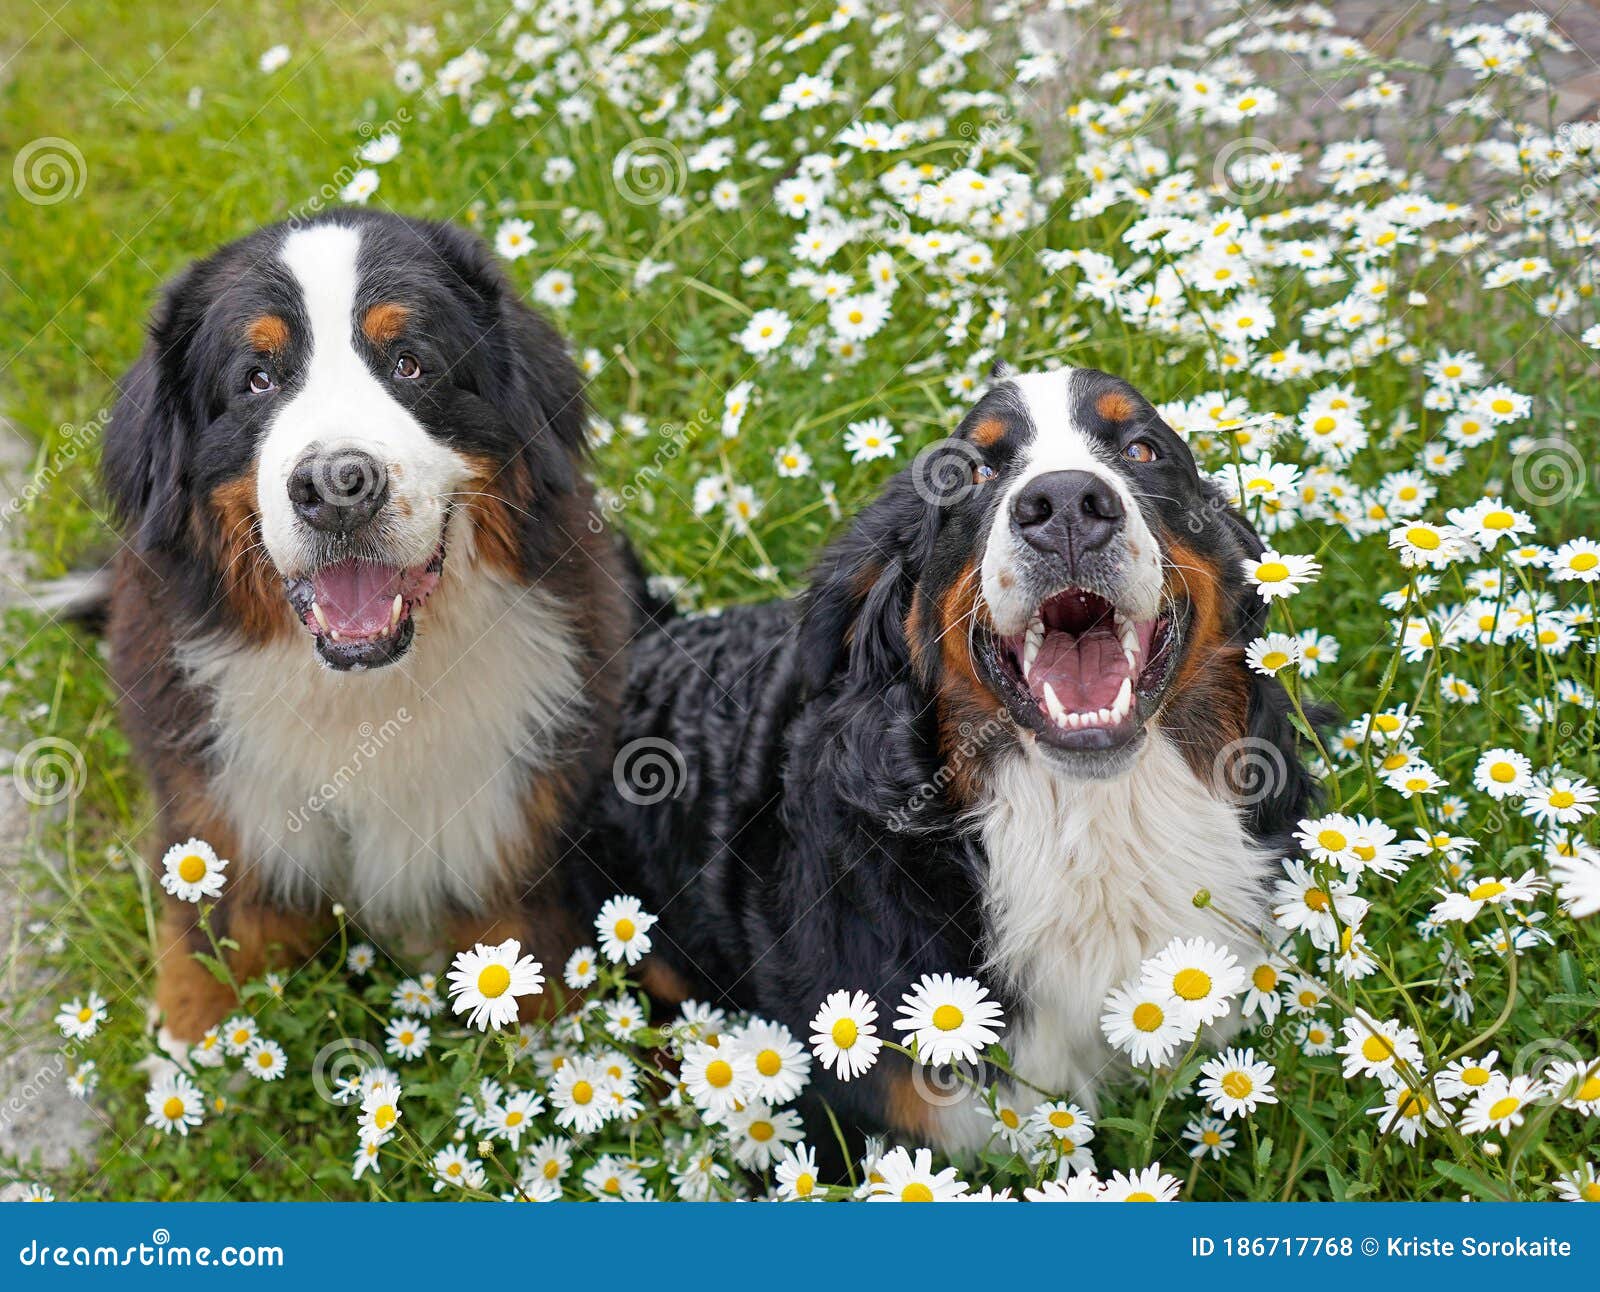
[
  {"x1": 972, "y1": 462, "x2": 998, "y2": 484},
  {"x1": 1122, "y1": 440, "x2": 1158, "y2": 463},
  {"x1": 393, "y1": 353, "x2": 422, "y2": 380},
  {"x1": 248, "y1": 369, "x2": 275, "y2": 394}
]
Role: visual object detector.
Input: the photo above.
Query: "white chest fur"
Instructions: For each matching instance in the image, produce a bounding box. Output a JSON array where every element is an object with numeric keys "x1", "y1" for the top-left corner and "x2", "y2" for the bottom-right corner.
[
  {"x1": 178, "y1": 570, "x2": 583, "y2": 932},
  {"x1": 934, "y1": 734, "x2": 1274, "y2": 1150}
]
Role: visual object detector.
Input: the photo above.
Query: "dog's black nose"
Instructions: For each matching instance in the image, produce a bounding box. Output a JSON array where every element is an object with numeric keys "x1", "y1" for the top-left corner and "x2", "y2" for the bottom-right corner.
[
  {"x1": 1012, "y1": 469, "x2": 1125, "y2": 556},
  {"x1": 288, "y1": 449, "x2": 389, "y2": 534}
]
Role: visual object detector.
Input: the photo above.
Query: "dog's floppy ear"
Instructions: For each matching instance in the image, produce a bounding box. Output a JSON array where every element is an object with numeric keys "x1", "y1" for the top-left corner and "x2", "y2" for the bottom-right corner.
[
  {"x1": 797, "y1": 467, "x2": 939, "y2": 696},
  {"x1": 101, "y1": 270, "x2": 204, "y2": 554},
  {"x1": 424, "y1": 220, "x2": 583, "y2": 497}
]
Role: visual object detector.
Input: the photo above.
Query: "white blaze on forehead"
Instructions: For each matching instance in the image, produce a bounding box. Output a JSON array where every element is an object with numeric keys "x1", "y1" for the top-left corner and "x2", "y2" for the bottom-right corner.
[
  {"x1": 255, "y1": 222, "x2": 469, "y2": 578},
  {"x1": 980, "y1": 367, "x2": 1163, "y2": 631}
]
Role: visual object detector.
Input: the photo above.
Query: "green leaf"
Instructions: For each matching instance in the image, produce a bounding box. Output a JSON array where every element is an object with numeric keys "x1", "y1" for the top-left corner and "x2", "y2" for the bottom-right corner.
[{"x1": 1432, "y1": 1158, "x2": 1505, "y2": 1202}]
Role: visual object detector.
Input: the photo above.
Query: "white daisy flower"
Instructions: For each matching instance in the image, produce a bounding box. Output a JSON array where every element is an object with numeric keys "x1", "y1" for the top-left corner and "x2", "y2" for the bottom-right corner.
[
  {"x1": 809, "y1": 989, "x2": 882, "y2": 1080},
  {"x1": 145, "y1": 1071, "x2": 204, "y2": 1136},
  {"x1": 595, "y1": 895, "x2": 657, "y2": 964},
  {"x1": 159, "y1": 838, "x2": 227, "y2": 903},
  {"x1": 866, "y1": 1146, "x2": 968, "y2": 1201},
  {"x1": 1197, "y1": 1047, "x2": 1278, "y2": 1119},
  {"x1": 244, "y1": 1037, "x2": 287, "y2": 1082},
  {"x1": 893, "y1": 973, "x2": 1005, "y2": 1067},
  {"x1": 446, "y1": 939, "x2": 545, "y2": 1031}
]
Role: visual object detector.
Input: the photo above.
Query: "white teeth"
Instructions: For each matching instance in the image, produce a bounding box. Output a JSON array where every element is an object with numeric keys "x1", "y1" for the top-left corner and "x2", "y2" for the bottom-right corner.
[
  {"x1": 1024, "y1": 615, "x2": 1043, "y2": 676},
  {"x1": 1116, "y1": 611, "x2": 1139, "y2": 666},
  {"x1": 310, "y1": 601, "x2": 330, "y2": 635},
  {"x1": 1111, "y1": 676, "x2": 1134, "y2": 721},
  {"x1": 1043, "y1": 683, "x2": 1069, "y2": 727},
  {"x1": 390, "y1": 594, "x2": 404, "y2": 632}
]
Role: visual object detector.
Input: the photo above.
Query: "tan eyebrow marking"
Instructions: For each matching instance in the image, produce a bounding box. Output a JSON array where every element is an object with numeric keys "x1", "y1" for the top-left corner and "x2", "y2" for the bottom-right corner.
[
  {"x1": 246, "y1": 315, "x2": 290, "y2": 353},
  {"x1": 969, "y1": 417, "x2": 1008, "y2": 447},
  {"x1": 362, "y1": 302, "x2": 409, "y2": 346},
  {"x1": 1096, "y1": 390, "x2": 1136, "y2": 422}
]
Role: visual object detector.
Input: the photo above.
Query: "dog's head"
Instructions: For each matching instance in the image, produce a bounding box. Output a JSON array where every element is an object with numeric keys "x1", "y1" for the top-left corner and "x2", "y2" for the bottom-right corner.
[
  {"x1": 801, "y1": 366, "x2": 1301, "y2": 812},
  {"x1": 103, "y1": 210, "x2": 586, "y2": 670}
]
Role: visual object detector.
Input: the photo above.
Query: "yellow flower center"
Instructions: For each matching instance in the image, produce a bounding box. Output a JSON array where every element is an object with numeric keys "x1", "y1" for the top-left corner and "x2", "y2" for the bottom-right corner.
[
  {"x1": 1132, "y1": 1002, "x2": 1164, "y2": 1032},
  {"x1": 1361, "y1": 1034, "x2": 1395, "y2": 1063},
  {"x1": 1261, "y1": 651, "x2": 1289, "y2": 671},
  {"x1": 1048, "y1": 1110, "x2": 1075, "y2": 1129},
  {"x1": 931, "y1": 1004, "x2": 964, "y2": 1031},
  {"x1": 571, "y1": 1081, "x2": 594, "y2": 1105},
  {"x1": 1549, "y1": 789, "x2": 1577, "y2": 809},
  {"x1": 543, "y1": 1159, "x2": 561, "y2": 1179},
  {"x1": 1576, "y1": 1076, "x2": 1600, "y2": 1102},
  {"x1": 1255, "y1": 561, "x2": 1290, "y2": 582},
  {"x1": 704, "y1": 1060, "x2": 734, "y2": 1089},
  {"x1": 1582, "y1": 1182, "x2": 1600, "y2": 1202},
  {"x1": 177, "y1": 853, "x2": 208, "y2": 884},
  {"x1": 1252, "y1": 965, "x2": 1277, "y2": 992},
  {"x1": 1406, "y1": 527, "x2": 1440, "y2": 550},
  {"x1": 1173, "y1": 968, "x2": 1212, "y2": 1001},
  {"x1": 1488, "y1": 1096, "x2": 1520, "y2": 1121},
  {"x1": 1570, "y1": 552, "x2": 1598, "y2": 572},
  {"x1": 162, "y1": 1096, "x2": 185, "y2": 1120},
  {"x1": 1483, "y1": 510, "x2": 1514, "y2": 530},
  {"x1": 1489, "y1": 762, "x2": 1516, "y2": 783},
  {"x1": 831, "y1": 1018, "x2": 858, "y2": 1049},
  {"x1": 756, "y1": 1049, "x2": 782, "y2": 1077},
  {"x1": 374, "y1": 1104, "x2": 395, "y2": 1129},
  {"x1": 1461, "y1": 1065, "x2": 1490, "y2": 1086},
  {"x1": 1317, "y1": 828, "x2": 1348, "y2": 852},
  {"x1": 1304, "y1": 888, "x2": 1330, "y2": 912},
  {"x1": 796, "y1": 1173, "x2": 815, "y2": 1197},
  {"x1": 257, "y1": 1052, "x2": 274, "y2": 1068},
  {"x1": 505, "y1": 1111, "x2": 524, "y2": 1127},
  {"x1": 613, "y1": 918, "x2": 636, "y2": 942},
  {"x1": 749, "y1": 1120, "x2": 775, "y2": 1142},
  {"x1": 901, "y1": 1183, "x2": 935, "y2": 1202},
  {"x1": 1468, "y1": 881, "x2": 1506, "y2": 901},
  {"x1": 999, "y1": 1107, "x2": 1020, "y2": 1128},
  {"x1": 477, "y1": 964, "x2": 511, "y2": 998},
  {"x1": 1311, "y1": 415, "x2": 1337, "y2": 434},
  {"x1": 1220, "y1": 1071, "x2": 1253, "y2": 1099},
  {"x1": 1490, "y1": 398, "x2": 1513, "y2": 414},
  {"x1": 76, "y1": 1007, "x2": 92, "y2": 1023}
]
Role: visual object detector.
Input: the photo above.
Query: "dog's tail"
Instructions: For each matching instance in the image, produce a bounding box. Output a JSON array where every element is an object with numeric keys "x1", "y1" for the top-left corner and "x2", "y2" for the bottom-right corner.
[{"x1": 4, "y1": 566, "x2": 113, "y2": 633}]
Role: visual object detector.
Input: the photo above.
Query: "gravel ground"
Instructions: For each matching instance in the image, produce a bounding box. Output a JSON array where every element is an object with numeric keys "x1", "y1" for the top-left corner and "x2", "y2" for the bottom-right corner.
[
  {"x1": 0, "y1": 0, "x2": 1595, "y2": 1200},
  {"x1": 0, "y1": 424, "x2": 99, "y2": 1198}
]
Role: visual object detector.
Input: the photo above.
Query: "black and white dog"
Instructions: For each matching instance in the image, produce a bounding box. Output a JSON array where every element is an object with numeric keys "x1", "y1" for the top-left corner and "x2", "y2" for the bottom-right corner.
[
  {"x1": 573, "y1": 366, "x2": 1317, "y2": 1148},
  {"x1": 102, "y1": 210, "x2": 639, "y2": 1041}
]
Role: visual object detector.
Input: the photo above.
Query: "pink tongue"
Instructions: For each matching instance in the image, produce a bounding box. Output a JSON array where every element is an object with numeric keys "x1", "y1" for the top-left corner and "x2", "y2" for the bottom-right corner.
[
  {"x1": 1029, "y1": 629, "x2": 1128, "y2": 711},
  {"x1": 312, "y1": 560, "x2": 401, "y2": 636}
]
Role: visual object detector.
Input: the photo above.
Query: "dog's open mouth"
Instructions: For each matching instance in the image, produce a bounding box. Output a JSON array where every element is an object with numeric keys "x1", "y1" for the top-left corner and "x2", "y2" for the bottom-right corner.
[
  {"x1": 984, "y1": 587, "x2": 1183, "y2": 753},
  {"x1": 284, "y1": 540, "x2": 444, "y2": 671}
]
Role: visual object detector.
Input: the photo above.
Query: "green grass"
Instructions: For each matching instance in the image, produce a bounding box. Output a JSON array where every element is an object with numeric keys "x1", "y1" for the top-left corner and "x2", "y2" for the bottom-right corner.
[{"x1": 3, "y1": 0, "x2": 1600, "y2": 1201}]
